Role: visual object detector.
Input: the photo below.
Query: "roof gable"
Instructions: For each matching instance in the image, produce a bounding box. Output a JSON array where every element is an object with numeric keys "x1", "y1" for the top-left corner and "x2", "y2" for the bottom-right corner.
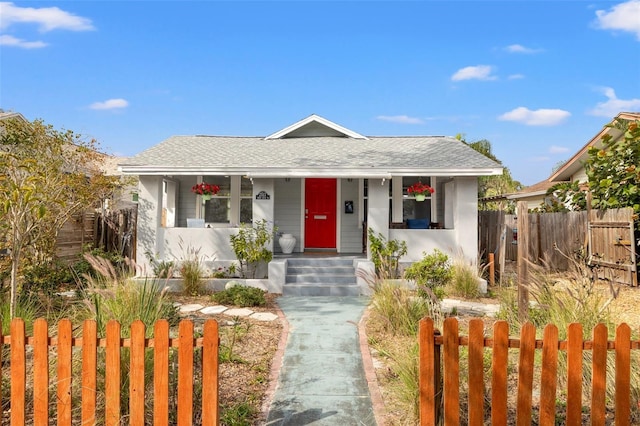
[
  {"x1": 265, "y1": 114, "x2": 368, "y2": 140},
  {"x1": 550, "y1": 111, "x2": 640, "y2": 182}
]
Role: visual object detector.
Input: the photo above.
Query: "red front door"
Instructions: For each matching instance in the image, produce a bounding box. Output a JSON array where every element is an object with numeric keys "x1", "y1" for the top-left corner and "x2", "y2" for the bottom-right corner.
[{"x1": 304, "y1": 178, "x2": 337, "y2": 249}]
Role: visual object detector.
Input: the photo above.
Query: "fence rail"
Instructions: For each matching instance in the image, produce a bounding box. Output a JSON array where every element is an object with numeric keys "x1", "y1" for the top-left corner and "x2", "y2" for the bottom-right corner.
[
  {"x1": 1, "y1": 318, "x2": 219, "y2": 425},
  {"x1": 419, "y1": 317, "x2": 638, "y2": 425}
]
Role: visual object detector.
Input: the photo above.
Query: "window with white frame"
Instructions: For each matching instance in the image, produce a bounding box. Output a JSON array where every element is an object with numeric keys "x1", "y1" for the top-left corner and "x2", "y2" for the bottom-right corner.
[
  {"x1": 203, "y1": 176, "x2": 231, "y2": 223},
  {"x1": 199, "y1": 176, "x2": 253, "y2": 225}
]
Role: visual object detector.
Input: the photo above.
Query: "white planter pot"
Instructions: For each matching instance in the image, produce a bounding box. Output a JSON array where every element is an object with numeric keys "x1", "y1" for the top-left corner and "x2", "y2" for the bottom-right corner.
[{"x1": 278, "y1": 233, "x2": 296, "y2": 254}]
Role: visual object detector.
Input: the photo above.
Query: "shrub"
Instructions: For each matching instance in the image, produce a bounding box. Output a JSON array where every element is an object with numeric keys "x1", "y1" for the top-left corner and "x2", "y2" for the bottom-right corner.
[
  {"x1": 212, "y1": 285, "x2": 266, "y2": 307},
  {"x1": 229, "y1": 219, "x2": 275, "y2": 279},
  {"x1": 448, "y1": 256, "x2": 481, "y2": 299},
  {"x1": 404, "y1": 249, "x2": 452, "y2": 300},
  {"x1": 22, "y1": 260, "x2": 74, "y2": 297},
  {"x1": 145, "y1": 251, "x2": 175, "y2": 278},
  {"x1": 368, "y1": 229, "x2": 407, "y2": 279}
]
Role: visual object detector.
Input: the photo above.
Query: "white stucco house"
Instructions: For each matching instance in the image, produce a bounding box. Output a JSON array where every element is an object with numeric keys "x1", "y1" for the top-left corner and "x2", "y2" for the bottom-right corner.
[{"x1": 118, "y1": 115, "x2": 502, "y2": 293}]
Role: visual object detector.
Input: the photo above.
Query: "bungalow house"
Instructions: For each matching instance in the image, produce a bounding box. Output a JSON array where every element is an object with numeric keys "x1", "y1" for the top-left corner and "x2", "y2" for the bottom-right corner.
[
  {"x1": 119, "y1": 115, "x2": 502, "y2": 293},
  {"x1": 508, "y1": 111, "x2": 640, "y2": 210}
]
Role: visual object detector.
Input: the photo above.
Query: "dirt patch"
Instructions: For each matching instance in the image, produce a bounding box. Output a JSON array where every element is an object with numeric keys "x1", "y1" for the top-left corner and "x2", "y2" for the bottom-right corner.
[{"x1": 169, "y1": 292, "x2": 283, "y2": 424}]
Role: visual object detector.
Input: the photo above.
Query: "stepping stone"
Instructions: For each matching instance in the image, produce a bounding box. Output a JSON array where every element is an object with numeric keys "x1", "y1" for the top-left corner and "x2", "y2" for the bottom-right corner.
[
  {"x1": 224, "y1": 308, "x2": 254, "y2": 317},
  {"x1": 200, "y1": 305, "x2": 228, "y2": 315},
  {"x1": 250, "y1": 312, "x2": 278, "y2": 322},
  {"x1": 56, "y1": 291, "x2": 76, "y2": 298},
  {"x1": 179, "y1": 304, "x2": 204, "y2": 313}
]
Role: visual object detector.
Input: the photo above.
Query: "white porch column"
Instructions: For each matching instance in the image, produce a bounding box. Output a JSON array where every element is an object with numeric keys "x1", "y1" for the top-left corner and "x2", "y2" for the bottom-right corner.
[
  {"x1": 252, "y1": 178, "x2": 276, "y2": 250},
  {"x1": 136, "y1": 175, "x2": 163, "y2": 274},
  {"x1": 453, "y1": 176, "x2": 478, "y2": 265},
  {"x1": 367, "y1": 178, "x2": 390, "y2": 259},
  {"x1": 391, "y1": 176, "x2": 403, "y2": 223}
]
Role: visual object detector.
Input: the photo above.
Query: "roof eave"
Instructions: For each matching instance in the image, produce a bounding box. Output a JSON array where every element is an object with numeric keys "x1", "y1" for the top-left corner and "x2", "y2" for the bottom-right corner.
[{"x1": 118, "y1": 166, "x2": 503, "y2": 177}]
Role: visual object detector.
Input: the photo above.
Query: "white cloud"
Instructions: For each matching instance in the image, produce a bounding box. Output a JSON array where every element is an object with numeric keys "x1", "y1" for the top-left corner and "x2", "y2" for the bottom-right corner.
[
  {"x1": 0, "y1": 34, "x2": 46, "y2": 48},
  {"x1": 89, "y1": 98, "x2": 129, "y2": 110},
  {"x1": 451, "y1": 65, "x2": 497, "y2": 81},
  {"x1": 508, "y1": 74, "x2": 525, "y2": 80},
  {"x1": 549, "y1": 145, "x2": 569, "y2": 154},
  {"x1": 588, "y1": 87, "x2": 640, "y2": 117},
  {"x1": 505, "y1": 44, "x2": 544, "y2": 54},
  {"x1": 376, "y1": 115, "x2": 424, "y2": 124},
  {"x1": 594, "y1": 0, "x2": 640, "y2": 40},
  {"x1": 498, "y1": 107, "x2": 571, "y2": 126},
  {"x1": 0, "y1": 2, "x2": 94, "y2": 32}
]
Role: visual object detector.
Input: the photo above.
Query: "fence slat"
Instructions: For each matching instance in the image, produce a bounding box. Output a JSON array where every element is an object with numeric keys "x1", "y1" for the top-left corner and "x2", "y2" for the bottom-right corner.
[
  {"x1": 516, "y1": 322, "x2": 535, "y2": 426},
  {"x1": 82, "y1": 320, "x2": 97, "y2": 425},
  {"x1": 202, "y1": 320, "x2": 220, "y2": 426},
  {"x1": 538, "y1": 324, "x2": 558, "y2": 426},
  {"x1": 33, "y1": 319, "x2": 49, "y2": 426},
  {"x1": 468, "y1": 319, "x2": 484, "y2": 426},
  {"x1": 566, "y1": 323, "x2": 584, "y2": 425},
  {"x1": 615, "y1": 323, "x2": 631, "y2": 426},
  {"x1": 130, "y1": 320, "x2": 146, "y2": 425},
  {"x1": 491, "y1": 321, "x2": 509, "y2": 426},
  {"x1": 154, "y1": 320, "x2": 170, "y2": 426},
  {"x1": 591, "y1": 323, "x2": 608, "y2": 424},
  {"x1": 443, "y1": 317, "x2": 459, "y2": 426},
  {"x1": 57, "y1": 319, "x2": 72, "y2": 426},
  {"x1": 10, "y1": 318, "x2": 26, "y2": 426},
  {"x1": 178, "y1": 320, "x2": 195, "y2": 425},
  {"x1": 419, "y1": 318, "x2": 436, "y2": 426},
  {"x1": 105, "y1": 320, "x2": 121, "y2": 426}
]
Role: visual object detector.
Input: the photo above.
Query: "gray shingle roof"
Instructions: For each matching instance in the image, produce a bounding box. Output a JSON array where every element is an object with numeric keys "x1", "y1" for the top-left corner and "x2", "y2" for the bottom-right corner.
[{"x1": 119, "y1": 135, "x2": 502, "y2": 176}]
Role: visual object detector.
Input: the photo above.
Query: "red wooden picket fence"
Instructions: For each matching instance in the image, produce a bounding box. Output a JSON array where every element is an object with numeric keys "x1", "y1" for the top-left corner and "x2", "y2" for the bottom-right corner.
[
  {"x1": 419, "y1": 317, "x2": 639, "y2": 425},
  {"x1": 1, "y1": 318, "x2": 219, "y2": 425}
]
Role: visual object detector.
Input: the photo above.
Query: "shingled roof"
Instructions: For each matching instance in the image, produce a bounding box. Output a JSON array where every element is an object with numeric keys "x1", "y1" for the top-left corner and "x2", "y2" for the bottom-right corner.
[{"x1": 119, "y1": 115, "x2": 503, "y2": 178}]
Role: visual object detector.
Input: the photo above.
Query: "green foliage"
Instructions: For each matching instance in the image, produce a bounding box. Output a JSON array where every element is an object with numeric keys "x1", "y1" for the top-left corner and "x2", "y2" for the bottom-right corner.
[
  {"x1": 229, "y1": 219, "x2": 275, "y2": 278},
  {"x1": 0, "y1": 117, "x2": 124, "y2": 317},
  {"x1": 404, "y1": 249, "x2": 452, "y2": 300},
  {"x1": 22, "y1": 259, "x2": 74, "y2": 297},
  {"x1": 542, "y1": 118, "x2": 640, "y2": 227},
  {"x1": 178, "y1": 241, "x2": 207, "y2": 296},
  {"x1": 72, "y1": 246, "x2": 127, "y2": 284},
  {"x1": 0, "y1": 293, "x2": 40, "y2": 336},
  {"x1": 369, "y1": 281, "x2": 435, "y2": 336},
  {"x1": 212, "y1": 284, "x2": 266, "y2": 307},
  {"x1": 77, "y1": 254, "x2": 180, "y2": 334},
  {"x1": 219, "y1": 317, "x2": 251, "y2": 364},
  {"x1": 220, "y1": 401, "x2": 256, "y2": 426},
  {"x1": 586, "y1": 119, "x2": 640, "y2": 227},
  {"x1": 535, "y1": 181, "x2": 587, "y2": 212},
  {"x1": 449, "y1": 257, "x2": 481, "y2": 299},
  {"x1": 145, "y1": 250, "x2": 175, "y2": 278},
  {"x1": 460, "y1": 136, "x2": 523, "y2": 211},
  {"x1": 367, "y1": 229, "x2": 407, "y2": 279}
]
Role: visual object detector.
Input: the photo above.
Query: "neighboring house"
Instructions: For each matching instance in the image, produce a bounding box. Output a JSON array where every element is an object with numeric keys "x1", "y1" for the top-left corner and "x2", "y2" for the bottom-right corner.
[
  {"x1": 508, "y1": 111, "x2": 640, "y2": 209},
  {"x1": 119, "y1": 114, "x2": 502, "y2": 288}
]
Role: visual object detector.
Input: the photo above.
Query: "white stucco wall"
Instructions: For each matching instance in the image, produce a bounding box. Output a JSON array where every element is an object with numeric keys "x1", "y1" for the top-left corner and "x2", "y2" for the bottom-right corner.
[
  {"x1": 136, "y1": 175, "x2": 163, "y2": 273},
  {"x1": 366, "y1": 178, "x2": 390, "y2": 254}
]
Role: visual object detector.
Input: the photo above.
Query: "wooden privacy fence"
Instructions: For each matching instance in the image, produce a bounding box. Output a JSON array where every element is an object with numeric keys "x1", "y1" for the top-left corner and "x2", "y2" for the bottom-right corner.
[
  {"x1": 2, "y1": 318, "x2": 219, "y2": 425},
  {"x1": 419, "y1": 317, "x2": 639, "y2": 425}
]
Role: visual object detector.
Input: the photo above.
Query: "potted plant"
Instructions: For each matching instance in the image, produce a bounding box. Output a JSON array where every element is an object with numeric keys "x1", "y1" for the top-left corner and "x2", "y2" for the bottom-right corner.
[
  {"x1": 407, "y1": 181, "x2": 435, "y2": 201},
  {"x1": 191, "y1": 182, "x2": 220, "y2": 201}
]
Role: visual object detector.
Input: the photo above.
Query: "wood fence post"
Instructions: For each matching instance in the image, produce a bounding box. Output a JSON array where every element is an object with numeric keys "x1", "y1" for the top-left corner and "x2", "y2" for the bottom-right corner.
[
  {"x1": 517, "y1": 202, "x2": 529, "y2": 321},
  {"x1": 488, "y1": 253, "x2": 495, "y2": 286}
]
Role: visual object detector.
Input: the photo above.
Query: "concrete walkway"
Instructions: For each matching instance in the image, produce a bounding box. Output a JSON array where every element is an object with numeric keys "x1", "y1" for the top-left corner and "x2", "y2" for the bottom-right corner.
[{"x1": 265, "y1": 296, "x2": 377, "y2": 426}]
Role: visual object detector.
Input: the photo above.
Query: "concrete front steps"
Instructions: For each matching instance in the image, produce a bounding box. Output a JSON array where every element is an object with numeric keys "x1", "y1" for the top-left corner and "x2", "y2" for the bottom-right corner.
[{"x1": 283, "y1": 257, "x2": 360, "y2": 296}]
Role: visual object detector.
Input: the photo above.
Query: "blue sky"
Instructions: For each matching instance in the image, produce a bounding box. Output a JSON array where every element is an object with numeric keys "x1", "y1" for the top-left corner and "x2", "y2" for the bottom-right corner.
[{"x1": 1, "y1": 1, "x2": 639, "y2": 186}]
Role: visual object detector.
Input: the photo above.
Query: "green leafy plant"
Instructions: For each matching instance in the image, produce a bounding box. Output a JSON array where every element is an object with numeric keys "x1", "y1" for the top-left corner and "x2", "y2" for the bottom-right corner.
[
  {"x1": 219, "y1": 316, "x2": 250, "y2": 363},
  {"x1": 212, "y1": 284, "x2": 266, "y2": 307},
  {"x1": 367, "y1": 229, "x2": 407, "y2": 279},
  {"x1": 229, "y1": 219, "x2": 275, "y2": 278},
  {"x1": 403, "y1": 249, "x2": 452, "y2": 300},
  {"x1": 145, "y1": 250, "x2": 175, "y2": 278}
]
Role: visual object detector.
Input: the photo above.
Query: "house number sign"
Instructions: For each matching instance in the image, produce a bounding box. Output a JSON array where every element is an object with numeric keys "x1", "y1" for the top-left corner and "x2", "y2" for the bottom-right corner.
[{"x1": 256, "y1": 191, "x2": 270, "y2": 200}]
